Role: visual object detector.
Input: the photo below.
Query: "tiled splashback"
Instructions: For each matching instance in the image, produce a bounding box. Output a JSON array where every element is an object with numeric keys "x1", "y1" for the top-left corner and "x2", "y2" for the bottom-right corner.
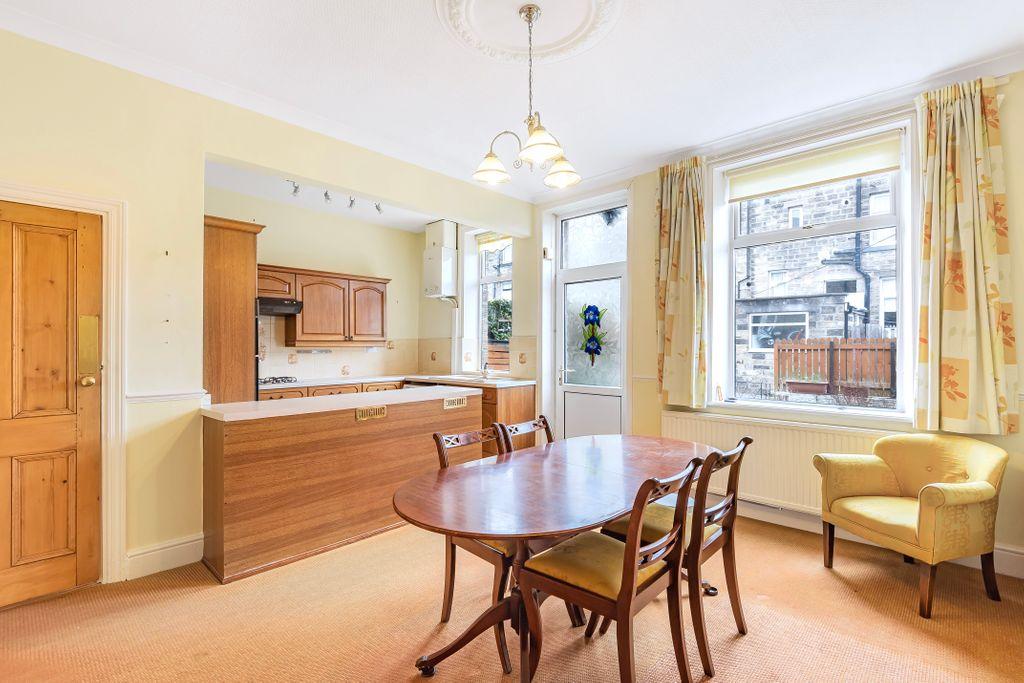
[{"x1": 257, "y1": 315, "x2": 417, "y2": 379}]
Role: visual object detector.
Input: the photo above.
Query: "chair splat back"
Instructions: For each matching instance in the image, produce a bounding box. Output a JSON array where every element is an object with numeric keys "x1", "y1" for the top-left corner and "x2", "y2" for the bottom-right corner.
[
  {"x1": 688, "y1": 437, "x2": 753, "y2": 558},
  {"x1": 432, "y1": 426, "x2": 505, "y2": 468},
  {"x1": 497, "y1": 415, "x2": 554, "y2": 452},
  {"x1": 619, "y1": 460, "x2": 702, "y2": 600}
]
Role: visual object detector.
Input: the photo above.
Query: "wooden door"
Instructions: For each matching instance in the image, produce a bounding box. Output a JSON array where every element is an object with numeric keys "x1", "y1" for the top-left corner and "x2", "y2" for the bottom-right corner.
[
  {"x1": 287, "y1": 274, "x2": 348, "y2": 345},
  {"x1": 0, "y1": 200, "x2": 101, "y2": 608},
  {"x1": 256, "y1": 266, "x2": 296, "y2": 299},
  {"x1": 348, "y1": 279, "x2": 386, "y2": 342}
]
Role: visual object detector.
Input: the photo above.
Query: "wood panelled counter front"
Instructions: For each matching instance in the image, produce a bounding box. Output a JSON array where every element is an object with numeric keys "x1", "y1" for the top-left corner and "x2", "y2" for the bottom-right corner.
[{"x1": 202, "y1": 391, "x2": 482, "y2": 583}]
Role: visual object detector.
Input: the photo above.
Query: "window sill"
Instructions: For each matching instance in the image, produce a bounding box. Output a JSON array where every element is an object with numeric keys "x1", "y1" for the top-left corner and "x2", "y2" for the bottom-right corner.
[{"x1": 696, "y1": 399, "x2": 913, "y2": 432}]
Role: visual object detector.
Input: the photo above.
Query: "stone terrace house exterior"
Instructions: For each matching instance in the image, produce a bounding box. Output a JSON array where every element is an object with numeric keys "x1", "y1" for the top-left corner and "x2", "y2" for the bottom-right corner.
[{"x1": 733, "y1": 172, "x2": 897, "y2": 407}]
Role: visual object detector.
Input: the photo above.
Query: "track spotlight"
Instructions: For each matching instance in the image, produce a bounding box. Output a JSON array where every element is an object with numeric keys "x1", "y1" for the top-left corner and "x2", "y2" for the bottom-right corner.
[
  {"x1": 348, "y1": 196, "x2": 356, "y2": 209},
  {"x1": 324, "y1": 190, "x2": 332, "y2": 203},
  {"x1": 287, "y1": 180, "x2": 300, "y2": 196},
  {"x1": 375, "y1": 202, "x2": 383, "y2": 215}
]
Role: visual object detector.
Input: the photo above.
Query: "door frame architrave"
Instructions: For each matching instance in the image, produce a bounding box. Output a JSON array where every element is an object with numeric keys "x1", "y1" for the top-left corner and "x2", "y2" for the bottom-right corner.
[{"x1": 0, "y1": 179, "x2": 127, "y2": 583}]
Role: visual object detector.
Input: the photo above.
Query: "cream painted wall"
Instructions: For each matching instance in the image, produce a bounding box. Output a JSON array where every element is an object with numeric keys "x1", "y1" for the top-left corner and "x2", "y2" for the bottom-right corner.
[
  {"x1": 205, "y1": 186, "x2": 424, "y2": 341},
  {"x1": 205, "y1": 186, "x2": 423, "y2": 378},
  {"x1": 0, "y1": 30, "x2": 531, "y2": 553},
  {"x1": 622, "y1": 73, "x2": 1024, "y2": 551}
]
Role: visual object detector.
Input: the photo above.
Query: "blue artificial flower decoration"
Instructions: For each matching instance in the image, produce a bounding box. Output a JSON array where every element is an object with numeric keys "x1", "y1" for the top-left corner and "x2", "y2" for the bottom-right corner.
[{"x1": 578, "y1": 303, "x2": 609, "y2": 366}]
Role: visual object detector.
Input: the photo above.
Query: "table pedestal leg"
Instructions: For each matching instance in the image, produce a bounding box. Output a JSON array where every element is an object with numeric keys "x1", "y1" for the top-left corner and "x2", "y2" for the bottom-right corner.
[{"x1": 415, "y1": 597, "x2": 515, "y2": 677}]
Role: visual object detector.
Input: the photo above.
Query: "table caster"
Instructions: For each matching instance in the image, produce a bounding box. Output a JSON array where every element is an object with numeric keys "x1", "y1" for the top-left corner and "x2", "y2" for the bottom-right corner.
[
  {"x1": 416, "y1": 657, "x2": 436, "y2": 677},
  {"x1": 702, "y1": 581, "x2": 718, "y2": 597}
]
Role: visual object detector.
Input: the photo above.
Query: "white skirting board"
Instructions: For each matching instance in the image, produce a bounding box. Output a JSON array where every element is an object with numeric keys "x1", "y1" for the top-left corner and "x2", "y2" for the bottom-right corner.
[
  {"x1": 125, "y1": 532, "x2": 205, "y2": 580},
  {"x1": 724, "y1": 495, "x2": 1024, "y2": 579}
]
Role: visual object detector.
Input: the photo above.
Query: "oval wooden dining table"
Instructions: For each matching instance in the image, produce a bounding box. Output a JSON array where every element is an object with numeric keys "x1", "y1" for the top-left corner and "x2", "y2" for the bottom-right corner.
[{"x1": 392, "y1": 434, "x2": 717, "y2": 681}]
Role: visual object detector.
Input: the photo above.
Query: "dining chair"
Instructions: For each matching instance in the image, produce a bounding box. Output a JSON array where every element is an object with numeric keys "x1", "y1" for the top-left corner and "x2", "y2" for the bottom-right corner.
[
  {"x1": 494, "y1": 414, "x2": 588, "y2": 628},
  {"x1": 496, "y1": 415, "x2": 554, "y2": 452},
  {"x1": 433, "y1": 426, "x2": 517, "y2": 674},
  {"x1": 517, "y1": 459, "x2": 703, "y2": 682},
  {"x1": 599, "y1": 437, "x2": 753, "y2": 678}
]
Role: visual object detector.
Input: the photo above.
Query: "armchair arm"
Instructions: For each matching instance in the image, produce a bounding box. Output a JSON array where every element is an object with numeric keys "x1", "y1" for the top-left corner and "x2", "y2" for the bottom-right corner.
[
  {"x1": 918, "y1": 481, "x2": 999, "y2": 563},
  {"x1": 919, "y1": 481, "x2": 996, "y2": 509},
  {"x1": 812, "y1": 453, "x2": 900, "y2": 510}
]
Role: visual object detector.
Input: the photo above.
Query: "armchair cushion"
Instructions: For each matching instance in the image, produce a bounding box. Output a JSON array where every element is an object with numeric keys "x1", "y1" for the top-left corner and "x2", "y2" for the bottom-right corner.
[
  {"x1": 829, "y1": 496, "x2": 919, "y2": 547},
  {"x1": 812, "y1": 453, "x2": 900, "y2": 509},
  {"x1": 524, "y1": 531, "x2": 663, "y2": 600}
]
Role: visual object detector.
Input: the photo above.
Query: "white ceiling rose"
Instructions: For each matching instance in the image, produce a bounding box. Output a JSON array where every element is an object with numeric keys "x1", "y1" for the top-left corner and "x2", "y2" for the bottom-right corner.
[{"x1": 434, "y1": 0, "x2": 624, "y2": 64}]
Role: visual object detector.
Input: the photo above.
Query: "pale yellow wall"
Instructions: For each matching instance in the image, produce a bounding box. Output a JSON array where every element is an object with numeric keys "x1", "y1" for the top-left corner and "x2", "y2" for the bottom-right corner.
[
  {"x1": 205, "y1": 186, "x2": 424, "y2": 341},
  {"x1": 204, "y1": 186, "x2": 423, "y2": 378},
  {"x1": 628, "y1": 171, "x2": 662, "y2": 436},
  {"x1": 0, "y1": 30, "x2": 531, "y2": 552}
]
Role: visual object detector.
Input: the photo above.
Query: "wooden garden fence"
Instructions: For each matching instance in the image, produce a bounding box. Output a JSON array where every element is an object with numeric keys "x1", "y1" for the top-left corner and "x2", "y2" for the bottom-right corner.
[{"x1": 773, "y1": 338, "x2": 896, "y2": 396}]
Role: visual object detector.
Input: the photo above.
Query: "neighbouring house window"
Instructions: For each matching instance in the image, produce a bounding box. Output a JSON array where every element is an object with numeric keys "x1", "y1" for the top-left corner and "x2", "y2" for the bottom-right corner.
[
  {"x1": 748, "y1": 312, "x2": 808, "y2": 350},
  {"x1": 479, "y1": 235, "x2": 513, "y2": 372},
  {"x1": 768, "y1": 270, "x2": 789, "y2": 296},
  {"x1": 718, "y1": 129, "x2": 904, "y2": 411},
  {"x1": 787, "y1": 205, "x2": 803, "y2": 230}
]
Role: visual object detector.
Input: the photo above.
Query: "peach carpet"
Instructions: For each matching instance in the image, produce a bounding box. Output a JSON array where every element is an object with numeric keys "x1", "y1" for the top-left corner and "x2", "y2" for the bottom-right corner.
[{"x1": 0, "y1": 517, "x2": 1021, "y2": 682}]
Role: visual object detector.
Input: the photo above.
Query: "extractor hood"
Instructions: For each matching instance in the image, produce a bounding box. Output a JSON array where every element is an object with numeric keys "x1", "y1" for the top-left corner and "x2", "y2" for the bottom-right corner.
[{"x1": 257, "y1": 297, "x2": 303, "y2": 316}]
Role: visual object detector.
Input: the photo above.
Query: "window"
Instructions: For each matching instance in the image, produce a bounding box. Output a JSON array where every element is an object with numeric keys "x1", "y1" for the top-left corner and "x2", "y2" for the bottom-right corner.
[
  {"x1": 768, "y1": 270, "x2": 789, "y2": 296},
  {"x1": 560, "y1": 206, "x2": 627, "y2": 269},
  {"x1": 478, "y1": 236, "x2": 512, "y2": 372},
  {"x1": 717, "y1": 130, "x2": 904, "y2": 412},
  {"x1": 748, "y1": 312, "x2": 808, "y2": 350},
  {"x1": 787, "y1": 205, "x2": 803, "y2": 230}
]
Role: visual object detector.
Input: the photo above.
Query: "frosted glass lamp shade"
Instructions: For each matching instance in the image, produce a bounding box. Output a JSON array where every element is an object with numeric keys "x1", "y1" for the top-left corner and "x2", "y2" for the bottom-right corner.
[
  {"x1": 543, "y1": 156, "x2": 582, "y2": 189},
  {"x1": 519, "y1": 123, "x2": 563, "y2": 165},
  {"x1": 473, "y1": 152, "x2": 511, "y2": 184}
]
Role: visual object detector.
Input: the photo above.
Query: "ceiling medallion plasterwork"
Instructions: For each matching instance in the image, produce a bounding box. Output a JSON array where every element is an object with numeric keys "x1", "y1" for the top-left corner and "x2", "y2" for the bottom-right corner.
[{"x1": 435, "y1": 0, "x2": 623, "y2": 64}]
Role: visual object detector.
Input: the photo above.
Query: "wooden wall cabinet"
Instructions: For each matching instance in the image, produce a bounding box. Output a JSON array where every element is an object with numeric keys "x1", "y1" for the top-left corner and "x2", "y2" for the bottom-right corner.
[
  {"x1": 258, "y1": 264, "x2": 388, "y2": 347},
  {"x1": 257, "y1": 266, "x2": 296, "y2": 299}
]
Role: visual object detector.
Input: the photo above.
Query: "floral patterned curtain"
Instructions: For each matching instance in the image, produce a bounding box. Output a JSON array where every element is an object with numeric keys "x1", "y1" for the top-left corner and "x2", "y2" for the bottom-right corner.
[
  {"x1": 916, "y1": 78, "x2": 1018, "y2": 435},
  {"x1": 656, "y1": 157, "x2": 707, "y2": 408}
]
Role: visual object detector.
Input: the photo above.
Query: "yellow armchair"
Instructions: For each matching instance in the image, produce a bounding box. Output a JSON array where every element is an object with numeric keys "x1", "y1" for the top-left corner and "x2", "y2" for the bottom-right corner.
[{"x1": 813, "y1": 433, "x2": 1008, "y2": 618}]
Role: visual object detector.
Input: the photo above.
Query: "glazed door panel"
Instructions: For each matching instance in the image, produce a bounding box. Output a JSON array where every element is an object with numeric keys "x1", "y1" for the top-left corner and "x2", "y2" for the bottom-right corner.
[
  {"x1": 348, "y1": 280, "x2": 386, "y2": 341},
  {"x1": 0, "y1": 200, "x2": 101, "y2": 609}
]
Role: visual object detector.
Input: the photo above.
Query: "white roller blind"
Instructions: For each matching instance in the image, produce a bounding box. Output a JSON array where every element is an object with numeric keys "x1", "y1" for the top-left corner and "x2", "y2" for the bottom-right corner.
[{"x1": 726, "y1": 132, "x2": 902, "y2": 203}]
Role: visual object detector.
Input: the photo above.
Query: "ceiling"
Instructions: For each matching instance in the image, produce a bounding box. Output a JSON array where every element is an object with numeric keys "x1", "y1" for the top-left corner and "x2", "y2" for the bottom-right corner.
[
  {"x1": 205, "y1": 160, "x2": 436, "y2": 232},
  {"x1": 2, "y1": 1, "x2": 1024, "y2": 202}
]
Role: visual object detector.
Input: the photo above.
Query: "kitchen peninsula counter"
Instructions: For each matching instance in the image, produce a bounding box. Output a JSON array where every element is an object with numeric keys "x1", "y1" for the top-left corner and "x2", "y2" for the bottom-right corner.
[{"x1": 202, "y1": 385, "x2": 482, "y2": 583}]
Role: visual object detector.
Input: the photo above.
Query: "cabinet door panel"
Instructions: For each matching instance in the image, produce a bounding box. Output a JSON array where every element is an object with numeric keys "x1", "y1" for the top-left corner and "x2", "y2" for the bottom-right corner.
[
  {"x1": 288, "y1": 275, "x2": 348, "y2": 345},
  {"x1": 258, "y1": 389, "x2": 307, "y2": 400},
  {"x1": 348, "y1": 280, "x2": 386, "y2": 341},
  {"x1": 257, "y1": 268, "x2": 296, "y2": 299},
  {"x1": 310, "y1": 385, "x2": 360, "y2": 396}
]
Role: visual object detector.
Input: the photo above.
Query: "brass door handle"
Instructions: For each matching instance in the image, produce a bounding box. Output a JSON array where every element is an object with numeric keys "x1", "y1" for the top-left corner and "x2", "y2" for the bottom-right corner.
[{"x1": 79, "y1": 376, "x2": 97, "y2": 387}]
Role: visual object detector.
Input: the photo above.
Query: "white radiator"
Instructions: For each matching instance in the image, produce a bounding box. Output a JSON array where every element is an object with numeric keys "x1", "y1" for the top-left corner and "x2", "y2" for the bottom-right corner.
[{"x1": 661, "y1": 410, "x2": 889, "y2": 514}]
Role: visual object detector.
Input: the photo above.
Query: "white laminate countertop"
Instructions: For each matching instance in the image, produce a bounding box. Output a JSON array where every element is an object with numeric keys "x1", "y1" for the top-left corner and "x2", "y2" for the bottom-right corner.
[
  {"x1": 203, "y1": 385, "x2": 482, "y2": 422},
  {"x1": 257, "y1": 374, "x2": 536, "y2": 390},
  {"x1": 404, "y1": 375, "x2": 537, "y2": 389},
  {"x1": 257, "y1": 375, "x2": 406, "y2": 390}
]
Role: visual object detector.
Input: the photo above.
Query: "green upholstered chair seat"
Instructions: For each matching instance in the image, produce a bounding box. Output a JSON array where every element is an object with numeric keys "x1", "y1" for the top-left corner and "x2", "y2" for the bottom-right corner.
[
  {"x1": 602, "y1": 502, "x2": 721, "y2": 546},
  {"x1": 524, "y1": 531, "x2": 664, "y2": 600},
  {"x1": 829, "y1": 496, "x2": 920, "y2": 546}
]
